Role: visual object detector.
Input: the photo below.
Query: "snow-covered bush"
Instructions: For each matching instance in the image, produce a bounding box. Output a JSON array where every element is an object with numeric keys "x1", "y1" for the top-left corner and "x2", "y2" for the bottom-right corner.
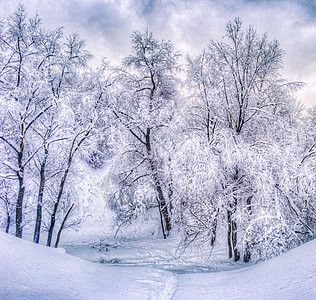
[{"x1": 243, "y1": 216, "x2": 301, "y2": 262}]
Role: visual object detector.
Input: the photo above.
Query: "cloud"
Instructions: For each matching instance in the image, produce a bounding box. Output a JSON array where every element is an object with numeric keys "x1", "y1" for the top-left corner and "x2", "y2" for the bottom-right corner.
[{"x1": 0, "y1": 0, "x2": 315, "y2": 106}]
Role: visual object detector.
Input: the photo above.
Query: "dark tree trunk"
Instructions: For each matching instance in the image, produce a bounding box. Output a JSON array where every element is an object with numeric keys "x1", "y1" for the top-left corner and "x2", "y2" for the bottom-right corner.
[
  {"x1": 243, "y1": 242, "x2": 251, "y2": 262},
  {"x1": 33, "y1": 148, "x2": 48, "y2": 244},
  {"x1": 231, "y1": 195, "x2": 240, "y2": 261},
  {"x1": 146, "y1": 127, "x2": 172, "y2": 236},
  {"x1": 243, "y1": 195, "x2": 253, "y2": 262},
  {"x1": 152, "y1": 168, "x2": 171, "y2": 232},
  {"x1": 15, "y1": 175, "x2": 25, "y2": 238},
  {"x1": 5, "y1": 214, "x2": 11, "y2": 234},
  {"x1": 232, "y1": 219, "x2": 240, "y2": 261},
  {"x1": 46, "y1": 168, "x2": 70, "y2": 247},
  {"x1": 227, "y1": 169, "x2": 240, "y2": 261},
  {"x1": 227, "y1": 202, "x2": 240, "y2": 260},
  {"x1": 158, "y1": 201, "x2": 167, "y2": 239},
  {"x1": 210, "y1": 218, "x2": 217, "y2": 246},
  {"x1": 227, "y1": 208, "x2": 232, "y2": 258},
  {"x1": 54, "y1": 203, "x2": 74, "y2": 248},
  {"x1": 167, "y1": 157, "x2": 174, "y2": 217},
  {"x1": 16, "y1": 37, "x2": 22, "y2": 87},
  {"x1": 15, "y1": 119, "x2": 25, "y2": 238},
  {"x1": 210, "y1": 208, "x2": 219, "y2": 246}
]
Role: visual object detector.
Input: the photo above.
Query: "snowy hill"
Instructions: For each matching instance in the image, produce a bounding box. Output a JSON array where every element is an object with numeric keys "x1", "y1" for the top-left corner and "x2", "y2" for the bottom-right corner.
[
  {"x1": 1, "y1": 232, "x2": 316, "y2": 299},
  {"x1": 0, "y1": 232, "x2": 174, "y2": 299}
]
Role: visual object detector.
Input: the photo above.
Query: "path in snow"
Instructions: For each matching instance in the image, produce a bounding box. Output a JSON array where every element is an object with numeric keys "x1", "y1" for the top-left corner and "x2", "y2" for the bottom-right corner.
[{"x1": 62, "y1": 235, "x2": 245, "y2": 274}]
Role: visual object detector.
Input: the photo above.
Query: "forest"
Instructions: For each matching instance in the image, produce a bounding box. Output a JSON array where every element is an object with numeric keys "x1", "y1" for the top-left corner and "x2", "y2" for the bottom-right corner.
[{"x1": 1, "y1": 4, "x2": 316, "y2": 263}]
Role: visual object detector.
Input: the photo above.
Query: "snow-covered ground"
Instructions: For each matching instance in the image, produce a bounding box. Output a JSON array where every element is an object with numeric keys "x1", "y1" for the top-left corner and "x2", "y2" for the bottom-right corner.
[
  {"x1": 1, "y1": 232, "x2": 316, "y2": 299},
  {"x1": 0, "y1": 232, "x2": 175, "y2": 299}
]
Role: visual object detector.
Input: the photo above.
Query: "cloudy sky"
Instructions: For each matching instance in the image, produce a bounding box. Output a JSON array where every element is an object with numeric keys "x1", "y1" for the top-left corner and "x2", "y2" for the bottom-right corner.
[{"x1": 1, "y1": 0, "x2": 315, "y2": 107}]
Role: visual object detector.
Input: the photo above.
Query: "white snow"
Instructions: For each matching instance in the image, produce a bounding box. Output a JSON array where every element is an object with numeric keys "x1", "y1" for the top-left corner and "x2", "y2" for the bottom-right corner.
[
  {"x1": 0, "y1": 232, "x2": 175, "y2": 300},
  {"x1": 1, "y1": 232, "x2": 316, "y2": 299},
  {"x1": 173, "y1": 240, "x2": 316, "y2": 299}
]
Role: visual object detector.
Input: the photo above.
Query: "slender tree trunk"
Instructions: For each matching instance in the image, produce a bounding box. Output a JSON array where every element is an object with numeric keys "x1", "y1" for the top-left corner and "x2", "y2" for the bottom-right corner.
[
  {"x1": 5, "y1": 214, "x2": 11, "y2": 234},
  {"x1": 158, "y1": 201, "x2": 167, "y2": 239},
  {"x1": 227, "y1": 169, "x2": 240, "y2": 261},
  {"x1": 227, "y1": 208, "x2": 233, "y2": 258},
  {"x1": 16, "y1": 36, "x2": 22, "y2": 88},
  {"x1": 232, "y1": 218, "x2": 240, "y2": 261},
  {"x1": 145, "y1": 128, "x2": 172, "y2": 236},
  {"x1": 15, "y1": 118, "x2": 25, "y2": 238},
  {"x1": 153, "y1": 168, "x2": 171, "y2": 232},
  {"x1": 46, "y1": 168, "x2": 70, "y2": 247},
  {"x1": 54, "y1": 203, "x2": 74, "y2": 248},
  {"x1": 148, "y1": 158, "x2": 172, "y2": 234},
  {"x1": 15, "y1": 175, "x2": 25, "y2": 238},
  {"x1": 243, "y1": 195, "x2": 253, "y2": 262},
  {"x1": 33, "y1": 148, "x2": 48, "y2": 243},
  {"x1": 231, "y1": 196, "x2": 240, "y2": 261},
  {"x1": 243, "y1": 241, "x2": 251, "y2": 262},
  {"x1": 210, "y1": 209, "x2": 219, "y2": 246},
  {"x1": 228, "y1": 203, "x2": 240, "y2": 260},
  {"x1": 167, "y1": 156, "x2": 174, "y2": 217},
  {"x1": 210, "y1": 219, "x2": 217, "y2": 246}
]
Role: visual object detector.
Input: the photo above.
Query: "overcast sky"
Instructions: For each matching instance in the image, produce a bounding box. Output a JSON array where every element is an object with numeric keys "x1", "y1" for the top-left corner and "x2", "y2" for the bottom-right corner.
[{"x1": 1, "y1": 0, "x2": 315, "y2": 107}]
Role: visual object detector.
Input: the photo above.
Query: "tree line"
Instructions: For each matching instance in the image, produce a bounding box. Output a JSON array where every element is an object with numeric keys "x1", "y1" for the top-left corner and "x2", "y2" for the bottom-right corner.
[{"x1": 1, "y1": 5, "x2": 315, "y2": 262}]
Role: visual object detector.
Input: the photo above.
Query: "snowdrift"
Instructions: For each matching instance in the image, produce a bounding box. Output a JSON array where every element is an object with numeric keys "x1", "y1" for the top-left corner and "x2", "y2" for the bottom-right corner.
[
  {"x1": 174, "y1": 239, "x2": 316, "y2": 299},
  {"x1": 0, "y1": 232, "x2": 174, "y2": 299},
  {"x1": 0, "y1": 232, "x2": 316, "y2": 299}
]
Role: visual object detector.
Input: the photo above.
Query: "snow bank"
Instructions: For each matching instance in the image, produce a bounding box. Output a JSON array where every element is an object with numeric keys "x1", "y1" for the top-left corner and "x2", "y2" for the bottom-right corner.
[
  {"x1": 1, "y1": 231, "x2": 316, "y2": 300},
  {"x1": 0, "y1": 232, "x2": 175, "y2": 299},
  {"x1": 174, "y1": 239, "x2": 316, "y2": 299}
]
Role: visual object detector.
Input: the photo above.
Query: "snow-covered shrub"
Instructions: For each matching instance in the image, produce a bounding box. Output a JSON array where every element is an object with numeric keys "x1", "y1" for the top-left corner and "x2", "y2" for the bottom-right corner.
[{"x1": 243, "y1": 216, "x2": 301, "y2": 262}]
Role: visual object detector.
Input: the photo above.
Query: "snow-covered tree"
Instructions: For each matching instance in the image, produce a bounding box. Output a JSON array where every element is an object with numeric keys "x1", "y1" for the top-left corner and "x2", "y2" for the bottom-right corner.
[
  {"x1": 183, "y1": 18, "x2": 304, "y2": 261},
  {"x1": 0, "y1": 5, "x2": 53, "y2": 237},
  {"x1": 107, "y1": 29, "x2": 180, "y2": 238}
]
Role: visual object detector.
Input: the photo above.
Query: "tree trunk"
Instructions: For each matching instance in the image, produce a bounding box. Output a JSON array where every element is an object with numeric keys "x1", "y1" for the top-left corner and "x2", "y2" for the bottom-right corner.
[
  {"x1": 54, "y1": 203, "x2": 74, "y2": 248},
  {"x1": 210, "y1": 208, "x2": 219, "y2": 246},
  {"x1": 46, "y1": 168, "x2": 69, "y2": 247},
  {"x1": 227, "y1": 169, "x2": 240, "y2": 261},
  {"x1": 227, "y1": 203, "x2": 240, "y2": 260},
  {"x1": 33, "y1": 148, "x2": 48, "y2": 243},
  {"x1": 243, "y1": 195, "x2": 253, "y2": 262},
  {"x1": 145, "y1": 128, "x2": 172, "y2": 236},
  {"x1": 167, "y1": 157, "x2": 174, "y2": 217},
  {"x1": 15, "y1": 175, "x2": 25, "y2": 238},
  {"x1": 15, "y1": 118, "x2": 26, "y2": 238},
  {"x1": 149, "y1": 158, "x2": 171, "y2": 234},
  {"x1": 158, "y1": 201, "x2": 167, "y2": 239},
  {"x1": 243, "y1": 242, "x2": 251, "y2": 262},
  {"x1": 210, "y1": 219, "x2": 218, "y2": 246},
  {"x1": 232, "y1": 218, "x2": 240, "y2": 261},
  {"x1": 231, "y1": 196, "x2": 240, "y2": 261},
  {"x1": 227, "y1": 208, "x2": 232, "y2": 258},
  {"x1": 5, "y1": 214, "x2": 11, "y2": 234}
]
